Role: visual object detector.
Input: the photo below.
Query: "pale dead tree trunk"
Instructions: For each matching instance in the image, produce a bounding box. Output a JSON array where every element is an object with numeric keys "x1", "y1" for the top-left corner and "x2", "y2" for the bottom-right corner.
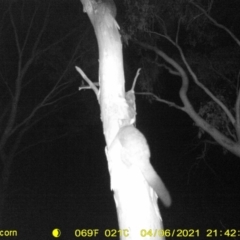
[{"x1": 79, "y1": 0, "x2": 171, "y2": 239}]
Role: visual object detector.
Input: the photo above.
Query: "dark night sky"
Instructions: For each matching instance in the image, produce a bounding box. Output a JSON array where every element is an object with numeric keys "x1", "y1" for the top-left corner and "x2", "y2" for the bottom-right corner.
[{"x1": 1, "y1": 0, "x2": 240, "y2": 239}]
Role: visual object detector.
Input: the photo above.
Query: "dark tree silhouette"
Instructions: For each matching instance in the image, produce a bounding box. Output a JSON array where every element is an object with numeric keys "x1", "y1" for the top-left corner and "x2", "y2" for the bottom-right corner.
[{"x1": 0, "y1": 0, "x2": 93, "y2": 225}]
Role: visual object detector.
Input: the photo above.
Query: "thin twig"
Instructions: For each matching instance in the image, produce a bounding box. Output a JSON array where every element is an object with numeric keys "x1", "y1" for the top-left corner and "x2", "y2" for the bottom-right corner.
[
  {"x1": 137, "y1": 92, "x2": 184, "y2": 111},
  {"x1": 191, "y1": 2, "x2": 240, "y2": 47},
  {"x1": 75, "y1": 66, "x2": 99, "y2": 98},
  {"x1": 131, "y1": 68, "x2": 141, "y2": 91}
]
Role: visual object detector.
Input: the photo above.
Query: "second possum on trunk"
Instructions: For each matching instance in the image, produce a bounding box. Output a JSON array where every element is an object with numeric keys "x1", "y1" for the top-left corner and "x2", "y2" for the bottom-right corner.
[{"x1": 110, "y1": 125, "x2": 172, "y2": 207}]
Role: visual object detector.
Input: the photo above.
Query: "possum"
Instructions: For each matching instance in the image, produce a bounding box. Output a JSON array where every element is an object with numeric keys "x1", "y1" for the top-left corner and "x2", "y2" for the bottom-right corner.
[{"x1": 110, "y1": 125, "x2": 172, "y2": 207}]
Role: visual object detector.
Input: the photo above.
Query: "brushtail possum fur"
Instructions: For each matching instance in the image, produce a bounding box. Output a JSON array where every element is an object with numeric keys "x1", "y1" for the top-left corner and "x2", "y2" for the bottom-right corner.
[{"x1": 110, "y1": 125, "x2": 171, "y2": 207}]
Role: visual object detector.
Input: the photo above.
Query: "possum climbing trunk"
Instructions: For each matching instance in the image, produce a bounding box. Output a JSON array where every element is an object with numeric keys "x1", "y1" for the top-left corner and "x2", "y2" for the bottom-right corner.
[{"x1": 80, "y1": 1, "x2": 168, "y2": 239}]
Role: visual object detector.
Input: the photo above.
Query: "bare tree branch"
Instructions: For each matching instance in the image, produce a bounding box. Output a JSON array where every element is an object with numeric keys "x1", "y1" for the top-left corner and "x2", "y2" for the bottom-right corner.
[
  {"x1": 0, "y1": 0, "x2": 87, "y2": 161},
  {"x1": 134, "y1": 40, "x2": 240, "y2": 156},
  {"x1": 175, "y1": 40, "x2": 236, "y2": 125},
  {"x1": 76, "y1": 66, "x2": 99, "y2": 98},
  {"x1": 175, "y1": 17, "x2": 181, "y2": 44},
  {"x1": 149, "y1": 27, "x2": 236, "y2": 126},
  {"x1": 137, "y1": 92, "x2": 184, "y2": 110},
  {"x1": 21, "y1": 2, "x2": 39, "y2": 54},
  {"x1": 191, "y1": 2, "x2": 240, "y2": 47},
  {"x1": 15, "y1": 132, "x2": 69, "y2": 157},
  {"x1": 148, "y1": 10, "x2": 237, "y2": 126},
  {"x1": 125, "y1": 0, "x2": 240, "y2": 156},
  {"x1": 27, "y1": 1, "x2": 52, "y2": 59},
  {"x1": 188, "y1": 1, "x2": 240, "y2": 142},
  {"x1": 9, "y1": 5, "x2": 21, "y2": 57},
  {"x1": 207, "y1": 57, "x2": 236, "y2": 91}
]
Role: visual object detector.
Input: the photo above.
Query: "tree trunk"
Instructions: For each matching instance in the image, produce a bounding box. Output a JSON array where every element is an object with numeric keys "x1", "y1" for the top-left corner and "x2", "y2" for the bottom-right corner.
[{"x1": 80, "y1": 1, "x2": 170, "y2": 239}]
